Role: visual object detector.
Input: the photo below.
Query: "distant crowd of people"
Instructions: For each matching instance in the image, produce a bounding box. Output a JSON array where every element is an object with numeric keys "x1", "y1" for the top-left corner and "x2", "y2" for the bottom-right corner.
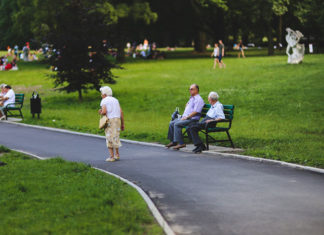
[
  {"x1": 1, "y1": 42, "x2": 45, "y2": 71},
  {"x1": 7, "y1": 42, "x2": 39, "y2": 62},
  {"x1": 0, "y1": 84, "x2": 15, "y2": 120},
  {"x1": 0, "y1": 56, "x2": 18, "y2": 71},
  {"x1": 126, "y1": 39, "x2": 166, "y2": 60}
]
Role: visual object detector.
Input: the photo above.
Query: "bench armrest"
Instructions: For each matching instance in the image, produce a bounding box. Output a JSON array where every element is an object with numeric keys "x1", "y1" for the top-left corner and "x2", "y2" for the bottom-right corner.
[
  {"x1": 5, "y1": 102, "x2": 22, "y2": 109},
  {"x1": 205, "y1": 119, "x2": 229, "y2": 129}
]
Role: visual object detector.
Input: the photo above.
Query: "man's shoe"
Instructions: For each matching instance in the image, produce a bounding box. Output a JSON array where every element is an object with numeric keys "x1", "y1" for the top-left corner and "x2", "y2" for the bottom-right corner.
[
  {"x1": 192, "y1": 145, "x2": 200, "y2": 152},
  {"x1": 173, "y1": 144, "x2": 186, "y2": 150},
  {"x1": 165, "y1": 142, "x2": 177, "y2": 148},
  {"x1": 194, "y1": 147, "x2": 203, "y2": 154},
  {"x1": 193, "y1": 144, "x2": 207, "y2": 153}
]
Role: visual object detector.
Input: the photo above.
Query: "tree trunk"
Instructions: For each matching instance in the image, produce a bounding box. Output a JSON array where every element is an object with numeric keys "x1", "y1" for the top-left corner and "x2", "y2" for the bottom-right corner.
[
  {"x1": 78, "y1": 89, "x2": 83, "y2": 101},
  {"x1": 268, "y1": 30, "x2": 274, "y2": 56},
  {"x1": 278, "y1": 15, "x2": 283, "y2": 50},
  {"x1": 194, "y1": 31, "x2": 206, "y2": 53},
  {"x1": 116, "y1": 42, "x2": 125, "y2": 63}
]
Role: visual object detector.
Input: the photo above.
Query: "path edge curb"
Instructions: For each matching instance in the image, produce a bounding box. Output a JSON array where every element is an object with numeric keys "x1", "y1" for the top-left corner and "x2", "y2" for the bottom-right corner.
[
  {"x1": 11, "y1": 148, "x2": 175, "y2": 235},
  {"x1": 4, "y1": 121, "x2": 324, "y2": 174}
]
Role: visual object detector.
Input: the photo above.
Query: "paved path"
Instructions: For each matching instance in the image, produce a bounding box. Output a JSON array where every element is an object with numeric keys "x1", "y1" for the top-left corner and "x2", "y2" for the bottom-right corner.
[{"x1": 1, "y1": 122, "x2": 324, "y2": 235}]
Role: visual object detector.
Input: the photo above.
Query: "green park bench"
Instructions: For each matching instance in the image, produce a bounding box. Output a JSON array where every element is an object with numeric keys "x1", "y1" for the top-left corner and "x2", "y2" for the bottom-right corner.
[
  {"x1": 4, "y1": 94, "x2": 25, "y2": 120},
  {"x1": 184, "y1": 103, "x2": 235, "y2": 150}
]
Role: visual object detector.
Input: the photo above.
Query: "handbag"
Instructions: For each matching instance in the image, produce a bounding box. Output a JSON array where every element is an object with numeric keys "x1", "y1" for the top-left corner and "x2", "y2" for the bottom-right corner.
[
  {"x1": 99, "y1": 115, "x2": 109, "y2": 129},
  {"x1": 171, "y1": 107, "x2": 180, "y2": 121}
]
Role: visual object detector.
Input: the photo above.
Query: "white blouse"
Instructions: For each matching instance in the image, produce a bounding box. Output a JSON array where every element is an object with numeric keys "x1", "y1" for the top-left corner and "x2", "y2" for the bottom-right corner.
[{"x1": 100, "y1": 96, "x2": 121, "y2": 119}]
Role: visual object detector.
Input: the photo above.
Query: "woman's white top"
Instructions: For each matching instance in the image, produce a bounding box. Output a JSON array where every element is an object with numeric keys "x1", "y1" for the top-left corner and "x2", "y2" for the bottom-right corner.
[
  {"x1": 3, "y1": 89, "x2": 15, "y2": 107},
  {"x1": 206, "y1": 101, "x2": 225, "y2": 119},
  {"x1": 213, "y1": 47, "x2": 219, "y2": 57},
  {"x1": 100, "y1": 96, "x2": 121, "y2": 119}
]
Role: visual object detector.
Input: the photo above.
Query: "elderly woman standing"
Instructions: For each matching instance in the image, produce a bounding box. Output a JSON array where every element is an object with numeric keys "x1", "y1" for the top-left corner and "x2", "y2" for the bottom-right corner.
[{"x1": 99, "y1": 86, "x2": 124, "y2": 162}]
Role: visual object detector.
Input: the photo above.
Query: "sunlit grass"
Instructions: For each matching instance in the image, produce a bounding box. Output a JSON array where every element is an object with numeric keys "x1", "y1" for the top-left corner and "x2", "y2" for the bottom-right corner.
[{"x1": 0, "y1": 147, "x2": 163, "y2": 234}]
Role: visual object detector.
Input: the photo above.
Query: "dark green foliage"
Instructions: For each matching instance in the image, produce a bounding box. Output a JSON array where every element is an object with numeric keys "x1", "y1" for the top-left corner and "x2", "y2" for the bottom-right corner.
[
  {"x1": 0, "y1": 145, "x2": 10, "y2": 153},
  {"x1": 48, "y1": 1, "x2": 118, "y2": 100}
]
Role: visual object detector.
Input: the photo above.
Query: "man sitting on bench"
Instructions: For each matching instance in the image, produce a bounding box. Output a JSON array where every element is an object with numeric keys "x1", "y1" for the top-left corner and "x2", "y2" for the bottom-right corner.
[
  {"x1": 188, "y1": 91, "x2": 225, "y2": 153},
  {"x1": 0, "y1": 85, "x2": 15, "y2": 120},
  {"x1": 166, "y1": 84, "x2": 205, "y2": 150}
]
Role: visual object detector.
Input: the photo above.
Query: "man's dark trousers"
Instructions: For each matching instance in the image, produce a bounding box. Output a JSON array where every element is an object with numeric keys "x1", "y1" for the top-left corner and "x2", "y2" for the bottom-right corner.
[{"x1": 187, "y1": 116, "x2": 213, "y2": 146}]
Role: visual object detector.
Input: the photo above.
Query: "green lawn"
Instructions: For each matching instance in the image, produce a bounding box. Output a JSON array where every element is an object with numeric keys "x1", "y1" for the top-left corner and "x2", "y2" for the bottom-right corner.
[
  {"x1": 0, "y1": 146, "x2": 163, "y2": 234},
  {"x1": 1, "y1": 49, "x2": 323, "y2": 168}
]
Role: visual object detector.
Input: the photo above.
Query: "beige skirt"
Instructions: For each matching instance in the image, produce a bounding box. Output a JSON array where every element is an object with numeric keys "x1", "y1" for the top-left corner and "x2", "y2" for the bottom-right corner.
[{"x1": 104, "y1": 118, "x2": 122, "y2": 148}]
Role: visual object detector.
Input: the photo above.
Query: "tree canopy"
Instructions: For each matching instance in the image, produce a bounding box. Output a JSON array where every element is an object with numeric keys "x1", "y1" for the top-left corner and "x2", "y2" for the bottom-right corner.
[{"x1": 1, "y1": 0, "x2": 323, "y2": 55}]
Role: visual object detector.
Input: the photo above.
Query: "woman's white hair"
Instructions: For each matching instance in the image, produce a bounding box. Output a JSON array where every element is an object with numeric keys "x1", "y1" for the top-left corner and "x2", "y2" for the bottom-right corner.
[
  {"x1": 0, "y1": 84, "x2": 7, "y2": 88},
  {"x1": 100, "y1": 86, "x2": 113, "y2": 96},
  {"x1": 208, "y1": 91, "x2": 219, "y2": 101}
]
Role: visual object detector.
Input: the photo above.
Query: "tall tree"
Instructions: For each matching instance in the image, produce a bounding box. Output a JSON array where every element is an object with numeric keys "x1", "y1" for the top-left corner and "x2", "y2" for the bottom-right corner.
[
  {"x1": 0, "y1": 0, "x2": 19, "y2": 48},
  {"x1": 47, "y1": 0, "x2": 118, "y2": 100},
  {"x1": 108, "y1": 0, "x2": 157, "y2": 62},
  {"x1": 190, "y1": 0, "x2": 228, "y2": 52},
  {"x1": 272, "y1": 0, "x2": 289, "y2": 47}
]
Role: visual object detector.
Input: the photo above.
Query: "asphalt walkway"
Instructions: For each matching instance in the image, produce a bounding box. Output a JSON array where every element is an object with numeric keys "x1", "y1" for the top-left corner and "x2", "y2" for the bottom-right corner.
[{"x1": 1, "y1": 122, "x2": 324, "y2": 235}]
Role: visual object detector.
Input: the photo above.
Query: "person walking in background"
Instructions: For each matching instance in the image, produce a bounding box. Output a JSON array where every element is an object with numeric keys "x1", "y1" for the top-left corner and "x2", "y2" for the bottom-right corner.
[
  {"x1": 238, "y1": 40, "x2": 245, "y2": 58},
  {"x1": 187, "y1": 92, "x2": 225, "y2": 153},
  {"x1": 14, "y1": 45, "x2": 19, "y2": 57},
  {"x1": 211, "y1": 43, "x2": 220, "y2": 69},
  {"x1": 166, "y1": 84, "x2": 205, "y2": 150},
  {"x1": 6, "y1": 46, "x2": 11, "y2": 57},
  {"x1": 218, "y1": 40, "x2": 226, "y2": 68},
  {"x1": 99, "y1": 86, "x2": 125, "y2": 162}
]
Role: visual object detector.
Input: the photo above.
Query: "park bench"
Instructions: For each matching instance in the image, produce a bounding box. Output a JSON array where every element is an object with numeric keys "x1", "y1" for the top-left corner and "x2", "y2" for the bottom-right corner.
[
  {"x1": 184, "y1": 104, "x2": 235, "y2": 150},
  {"x1": 4, "y1": 94, "x2": 24, "y2": 120}
]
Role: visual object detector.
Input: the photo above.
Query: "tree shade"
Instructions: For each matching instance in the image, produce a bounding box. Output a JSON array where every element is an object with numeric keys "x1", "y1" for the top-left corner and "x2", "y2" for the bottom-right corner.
[{"x1": 0, "y1": 0, "x2": 323, "y2": 54}]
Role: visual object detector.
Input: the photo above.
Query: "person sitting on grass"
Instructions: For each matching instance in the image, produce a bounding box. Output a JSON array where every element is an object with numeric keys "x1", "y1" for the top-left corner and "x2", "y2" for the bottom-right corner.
[
  {"x1": 187, "y1": 91, "x2": 225, "y2": 153},
  {"x1": 166, "y1": 84, "x2": 205, "y2": 150},
  {"x1": 0, "y1": 85, "x2": 15, "y2": 120}
]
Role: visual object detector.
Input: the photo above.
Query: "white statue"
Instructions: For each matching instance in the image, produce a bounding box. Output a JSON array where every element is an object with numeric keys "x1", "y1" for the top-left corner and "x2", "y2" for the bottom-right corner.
[{"x1": 286, "y1": 28, "x2": 305, "y2": 64}]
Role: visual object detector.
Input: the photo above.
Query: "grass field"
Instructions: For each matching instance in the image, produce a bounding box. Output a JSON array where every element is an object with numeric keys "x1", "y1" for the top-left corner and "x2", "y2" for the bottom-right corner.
[
  {"x1": 0, "y1": 146, "x2": 163, "y2": 234},
  {"x1": 1, "y1": 49, "x2": 323, "y2": 168}
]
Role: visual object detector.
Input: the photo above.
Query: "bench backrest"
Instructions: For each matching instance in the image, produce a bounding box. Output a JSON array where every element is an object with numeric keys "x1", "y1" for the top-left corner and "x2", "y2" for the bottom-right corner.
[
  {"x1": 15, "y1": 94, "x2": 24, "y2": 107},
  {"x1": 201, "y1": 103, "x2": 234, "y2": 121}
]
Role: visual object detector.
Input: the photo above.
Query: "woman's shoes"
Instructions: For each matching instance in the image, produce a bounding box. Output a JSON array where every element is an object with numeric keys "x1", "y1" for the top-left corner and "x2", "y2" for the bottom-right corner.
[
  {"x1": 105, "y1": 156, "x2": 120, "y2": 162},
  {"x1": 105, "y1": 158, "x2": 115, "y2": 162},
  {"x1": 0, "y1": 116, "x2": 6, "y2": 121}
]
